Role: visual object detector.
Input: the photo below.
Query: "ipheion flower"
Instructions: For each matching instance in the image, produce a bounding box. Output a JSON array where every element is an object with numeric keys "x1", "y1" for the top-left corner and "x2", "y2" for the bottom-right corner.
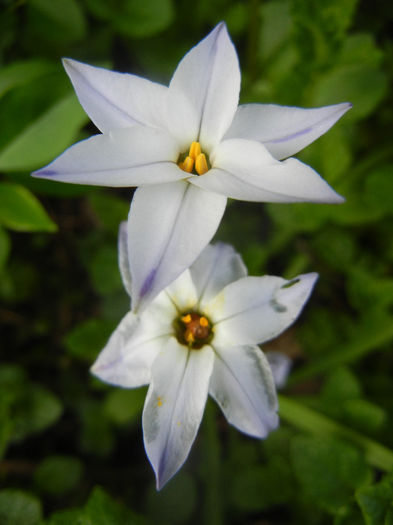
[
  {"x1": 33, "y1": 23, "x2": 350, "y2": 312},
  {"x1": 91, "y1": 225, "x2": 318, "y2": 489}
]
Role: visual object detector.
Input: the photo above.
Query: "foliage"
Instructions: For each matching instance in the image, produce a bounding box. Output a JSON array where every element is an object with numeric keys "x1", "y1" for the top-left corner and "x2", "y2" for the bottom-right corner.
[{"x1": 1, "y1": 0, "x2": 393, "y2": 523}]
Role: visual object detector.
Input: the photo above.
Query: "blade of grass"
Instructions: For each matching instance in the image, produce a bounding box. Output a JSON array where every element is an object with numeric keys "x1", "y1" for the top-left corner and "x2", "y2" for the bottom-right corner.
[{"x1": 279, "y1": 394, "x2": 393, "y2": 471}]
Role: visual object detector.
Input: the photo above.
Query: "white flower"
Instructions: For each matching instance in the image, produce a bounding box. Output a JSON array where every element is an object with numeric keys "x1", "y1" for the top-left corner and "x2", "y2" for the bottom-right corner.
[
  {"x1": 33, "y1": 23, "x2": 348, "y2": 311},
  {"x1": 91, "y1": 225, "x2": 318, "y2": 489}
]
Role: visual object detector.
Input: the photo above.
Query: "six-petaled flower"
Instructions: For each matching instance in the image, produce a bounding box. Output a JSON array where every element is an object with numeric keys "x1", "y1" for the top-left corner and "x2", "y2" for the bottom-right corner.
[
  {"x1": 33, "y1": 22, "x2": 350, "y2": 312},
  {"x1": 91, "y1": 225, "x2": 318, "y2": 489}
]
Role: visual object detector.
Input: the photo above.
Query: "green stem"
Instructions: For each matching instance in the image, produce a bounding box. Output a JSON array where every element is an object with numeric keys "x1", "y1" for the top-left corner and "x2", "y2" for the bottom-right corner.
[
  {"x1": 202, "y1": 401, "x2": 221, "y2": 525},
  {"x1": 288, "y1": 314, "x2": 393, "y2": 385},
  {"x1": 279, "y1": 394, "x2": 393, "y2": 471}
]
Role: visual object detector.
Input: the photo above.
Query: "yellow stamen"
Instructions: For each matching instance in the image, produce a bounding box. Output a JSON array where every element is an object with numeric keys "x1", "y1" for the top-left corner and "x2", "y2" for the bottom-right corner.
[
  {"x1": 195, "y1": 153, "x2": 208, "y2": 175},
  {"x1": 179, "y1": 156, "x2": 194, "y2": 173},
  {"x1": 181, "y1": 314, "x2": 192, "y2": 324},
  {"x1": 199, "y1": 316, "x2": 209, "y2": 327},
  {"x1": 186, "y1": 332, "x2": 195, "y2": 344},
  {"x1": 189, "y1": 141, "x2": 201, "y2": 160},
  {"x1": 157, "y1": 396, "x2": 163, "y2": 407}
]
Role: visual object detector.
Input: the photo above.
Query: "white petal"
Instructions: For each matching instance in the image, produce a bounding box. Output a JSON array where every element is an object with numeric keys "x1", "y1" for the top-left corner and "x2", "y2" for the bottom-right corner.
[
  {"x1": 191, "y1": 139, "x2": 344, "y2": 203},
  {"x1": 167, "y1": 23, "x2": 240, "y2": 152},
  {"x1": 118, "y1": 221, "x2": 132, "y2": 297},
  {"x1": 63, "y1": 58, "x2": 167, "y2": 133},
  {"x1": 190, "y1": 242, "x2": 247, "y2": 308},
  {"x1": 90, "y1": 309, "x2": 172, "y2": 388},
  {"x1": 208, "y1": 273, "x2": 318, "y2": 346},
  {"x1": 224, "y1": 102, "x2": 352, "y2": 160},
  {"x1": 265, "y1": 351, "x2": 292, "y2": 389},
  {"x1": 164, "y1": 269, "x2": 198, "y2": 312},
  {"x1": 210, "y1": 344, "x2": 278, "y2": 437},
  {"x1": 128, "y1": 181, "x2": 227, "y2": 312},
  {"x1": 143, "y1": 338, "x2": 214, "y2": 489},
  {"x1": 33, "y1": 126, "x2": 184, "y2": 186}
]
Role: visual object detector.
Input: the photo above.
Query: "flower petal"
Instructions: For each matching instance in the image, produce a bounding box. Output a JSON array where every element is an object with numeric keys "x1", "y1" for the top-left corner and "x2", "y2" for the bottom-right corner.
[
  {"x1": 128, "y1": 181, "x2": 227, "y2": 312},
  {"x1": 191, "y1": 139, "x2": 344, "y2": 203},
  {"x1": 190, "y1": 242, "x2": 247, "y2": 308},
  {"x1": 63, "y1": 58, "x2": 167, "y2": 133},
  {"x1": 164, "y1": 269, "x2": 198, "y2": 312},
  {"x1": 167, "y1": 23, "x2": 240, "y2": 152},
  {"x1": 224, "y1": 102, "x2": 352, "y2": 160},
  {"x1": 265, "y1": 351, "x2": 292, "y2": 389},
  {"x1": 209, "y1": 344, "x2": 278, "y2": 438},
  {"x1": 208, "y1": 273, "x2": 318, "y2": 346},
  {"x1": 90, "y1": 308, "x2": 173, "y2": 388},
  {"x1": 143, "y1": 337, "x2": 214, "y2": 489},
  {"x1": 33, "y1": 126, "x2": 184, "y2": 186},
  {"x1": 118, "y1": 221, "x2": 132, "y2": 297}
]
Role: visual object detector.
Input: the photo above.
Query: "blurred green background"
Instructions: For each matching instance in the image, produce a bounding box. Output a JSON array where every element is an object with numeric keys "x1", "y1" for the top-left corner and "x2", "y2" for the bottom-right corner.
[{"x1": 1, "y1": 0, "x2": 393, "y2": 523}]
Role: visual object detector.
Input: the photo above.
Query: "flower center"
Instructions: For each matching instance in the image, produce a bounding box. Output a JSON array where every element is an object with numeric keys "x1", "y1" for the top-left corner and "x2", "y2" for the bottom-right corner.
[
  {"x1": 178, "y1": 141, "x2": 210, "y2": 176},
  {"x1": 174, "y1": 311, "x2": 213, "y2": 349}
]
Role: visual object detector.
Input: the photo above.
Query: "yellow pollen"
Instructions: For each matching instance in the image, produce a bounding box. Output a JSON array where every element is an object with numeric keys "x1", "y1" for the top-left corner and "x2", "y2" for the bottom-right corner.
[
  {"x1": 189, "y1": 141, "x2": 201, "y2": 160},
  {"x1": 195, "y1": 153, "x2": 208, "y2": 175},
  {"x1": 157, "y1": 396, "x2": 163, "y2": 407},
  {"x1": 181, "y1": 314, "x2": 192, "y2": 324},
  {"x1": 186, "y1": 332, "x2": 195, "y2": 344},
  {"x1": 199, "y1": 316, "x2": 209, "y2": 327}
]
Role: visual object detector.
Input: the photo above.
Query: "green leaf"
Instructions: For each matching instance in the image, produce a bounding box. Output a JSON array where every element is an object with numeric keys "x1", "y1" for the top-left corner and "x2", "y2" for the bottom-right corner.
[
  {"x1": 29, "y1": 0, "x2": 87, "y2": 44},
  {"x1": 0, "y1": 59, "x2": 57, "y2": 99},
  {"x1": 0, "y1": 183, "x2": 57, "y2": 232},
  {"x1": 84, "y1": 486, "x2": 145, "y2": 525},
  {"x1": 279, "y1": 395, "x2": 393, "y2": 472},
  {"x1": 11, "y1": 384, "x2": 63, "y2": 442},
  {"x1": 64, "y1": 318, "x2": 117, "y2": 362},
  {"x1": 0, "y1": 92, "x2": 88, "y2": 171},
  {"x1": 87, "y1": 244, "x2": 123, "y2": 295},
  {"x1": 34, "y1": 455, "x2": 83, "y2": 495},
  {"x1": 364, "y1": 165, "x2": 393, "y2": 216},
  {"x1": 88, "y1": 192, "x2": 129, "y2": 235},
  {"x1": 230, "y1": 456, "x2": 293, "y2": 511},
  {"x1": 103, "y1": 388, "x2": 146, "y2": 425},
  {"x1": 85, "y1": 0, "x2": 174, "y2": 38},
  {"x1": 45, "y1": 509, "x2": 89, "y2": 525},
  {"x1": 356, "y1": 472, "x2": 393, "y2": 525},
  {"x1": 312, "y1": 64, "x2": 388, "y2": 121},
  {"x1": 0, "y1": 490, "x2": 42, "y2": 525},
  {"x1": 291, "y1": 435, "x2": 371, "y2": 513}
]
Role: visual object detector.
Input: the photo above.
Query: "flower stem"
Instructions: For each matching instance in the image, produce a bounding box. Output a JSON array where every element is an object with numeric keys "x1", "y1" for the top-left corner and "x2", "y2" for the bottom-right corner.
[{"x1": 202, "y1": 401, "x2": 222, "y2": 525}]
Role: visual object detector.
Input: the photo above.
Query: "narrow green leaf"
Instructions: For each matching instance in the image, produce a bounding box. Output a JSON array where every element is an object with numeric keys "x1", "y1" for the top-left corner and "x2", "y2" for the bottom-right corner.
[
  {"x1": 0, "y1": 59, "x2": 56, "y2": 99},
  {"x1": 0, "y1": 183, "x2": 57, "y2": 232},
  {"x1": 289, "y1": 311, "x2": 393, "y2": 383},
  {"x1": 279, "y1": 395, "x2": 393, "y2": 471},
  {"x1": 0, "y1": 92, "x2": 88, "y2": 171}
]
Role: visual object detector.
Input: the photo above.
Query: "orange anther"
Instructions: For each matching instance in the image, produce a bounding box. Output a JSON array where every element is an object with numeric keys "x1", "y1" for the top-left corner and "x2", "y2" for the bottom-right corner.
[
  {"x1": 181, "y1": 314, "x2": 192, "y2": 324},
  {"x1": 195, "y1": 153, "x2": 208, "y2": 175},
  {"x1": 199, "y1": 317, "x2": 209, "y2": 327},
  {"x1": 179, "y1": 156, "x2": 194, "y2": 173},
  {"x1": 189, "y1": 141, "x2": 201, "y2": 160}
]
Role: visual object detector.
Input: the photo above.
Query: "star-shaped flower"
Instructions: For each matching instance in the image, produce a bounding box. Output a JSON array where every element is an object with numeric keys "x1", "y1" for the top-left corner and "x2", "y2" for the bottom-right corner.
[
  {"x1": 33, "y1": 23, "x2": 348, "y2": 311},
  {"x1": 91, "y1": 225, "x2": 318, "y2": 489}
]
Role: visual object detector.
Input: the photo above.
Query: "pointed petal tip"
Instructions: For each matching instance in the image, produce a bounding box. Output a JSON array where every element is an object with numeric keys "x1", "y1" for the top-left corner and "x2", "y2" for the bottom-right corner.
[{"x1": 32, "y1": 168, "x2": 57, "y2": 178}]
